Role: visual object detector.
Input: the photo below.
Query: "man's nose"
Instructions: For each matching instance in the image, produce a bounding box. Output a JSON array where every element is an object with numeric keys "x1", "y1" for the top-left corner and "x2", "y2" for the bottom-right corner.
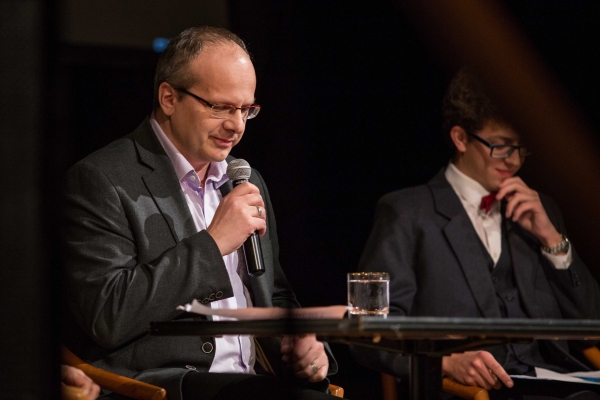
[
  {"x1": 223, "y1": 109, "x2": 246, "y2": 133},
  {"x1": 505, "y1": 149, "x2": 523, "y2": 166}
]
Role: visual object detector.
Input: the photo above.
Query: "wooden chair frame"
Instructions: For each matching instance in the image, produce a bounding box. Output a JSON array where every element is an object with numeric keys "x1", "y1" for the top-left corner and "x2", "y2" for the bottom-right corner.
[{"x1": 61, "y1": 346, "x2": 344, "y2": 399}]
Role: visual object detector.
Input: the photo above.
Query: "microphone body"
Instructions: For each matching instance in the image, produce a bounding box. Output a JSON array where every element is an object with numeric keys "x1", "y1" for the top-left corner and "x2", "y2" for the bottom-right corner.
[{"x1": 226, "y1": 160, "x2": 266, "y2": 277}]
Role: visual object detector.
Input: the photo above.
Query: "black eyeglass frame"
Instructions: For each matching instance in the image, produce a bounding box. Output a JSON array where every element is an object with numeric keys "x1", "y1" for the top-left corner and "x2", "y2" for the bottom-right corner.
[
  {"x1": 467, "y1": 131, "x2": 531, "y2": 159},
  {"x1": 173, "y1": 87, "x2": 261, "y2": 120}
]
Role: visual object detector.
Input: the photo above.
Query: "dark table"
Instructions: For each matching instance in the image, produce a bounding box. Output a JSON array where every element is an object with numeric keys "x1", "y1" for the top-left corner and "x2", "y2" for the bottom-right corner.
[{"x1": 150, "y1": 316, "x2": 600, "y2": 399}]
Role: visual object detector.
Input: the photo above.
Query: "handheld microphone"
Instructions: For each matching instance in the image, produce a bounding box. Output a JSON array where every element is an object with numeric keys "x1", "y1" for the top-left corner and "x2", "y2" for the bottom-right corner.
[{"x1": 226, "y1": 159, "x2": 266, "y2": 277}]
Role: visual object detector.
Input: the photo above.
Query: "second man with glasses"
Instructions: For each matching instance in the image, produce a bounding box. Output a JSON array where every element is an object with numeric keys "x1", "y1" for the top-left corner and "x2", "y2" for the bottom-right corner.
[{"x1": 354, "y1": 67, "x2": 600, "y2": 399}]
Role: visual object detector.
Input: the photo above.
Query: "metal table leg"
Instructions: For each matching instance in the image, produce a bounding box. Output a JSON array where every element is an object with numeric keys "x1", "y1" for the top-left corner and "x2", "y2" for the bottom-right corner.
[{"x1": 409, "y1": 354, "x2": 443, "y2": 400}]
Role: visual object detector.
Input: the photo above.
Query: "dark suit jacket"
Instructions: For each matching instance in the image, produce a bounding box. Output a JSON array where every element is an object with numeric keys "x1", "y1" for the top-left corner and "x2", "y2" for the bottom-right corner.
[
  {"x1": 355, "y1": 169, "x2": 600, "y2": 376},
  {"x1": 62, "y1": 118, "x2": 337, "y2": 399}
]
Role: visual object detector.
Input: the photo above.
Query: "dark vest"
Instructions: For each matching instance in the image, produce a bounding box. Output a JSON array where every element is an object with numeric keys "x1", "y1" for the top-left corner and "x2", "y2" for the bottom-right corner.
[{"x1": 480, "y1": 218, "x2": 566, "y2": 375}]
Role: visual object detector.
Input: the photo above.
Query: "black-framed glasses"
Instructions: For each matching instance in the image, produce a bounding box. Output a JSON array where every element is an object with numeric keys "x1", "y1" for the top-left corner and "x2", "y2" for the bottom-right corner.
[
  {"x1": 467, "y1": 131, "x2": 531, "y2": 159},
  {"x1": 174, "y1": 87, "x2": 261, "y2": 120}
]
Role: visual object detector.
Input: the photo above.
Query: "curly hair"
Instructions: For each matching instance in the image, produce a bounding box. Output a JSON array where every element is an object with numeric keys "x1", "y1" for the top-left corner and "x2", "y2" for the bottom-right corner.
[
  {"x1": 442, "y1": 66, "x2": 507, "y2": 134},
  {"x1": 153, "y1": 26, "x2": 249, "y2": 109}
]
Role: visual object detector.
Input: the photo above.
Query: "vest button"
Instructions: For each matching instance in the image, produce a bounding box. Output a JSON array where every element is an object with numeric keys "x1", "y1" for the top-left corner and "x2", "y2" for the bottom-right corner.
[
  {"x1": 504, "y1": 295, "x2": 513, "y2": 302},
  {"x1": 492, "y1": 277, "x2": 498, "y2": 283},
  {"x1": 202, "y1": 342, "x2": 214, "y2": 354}
]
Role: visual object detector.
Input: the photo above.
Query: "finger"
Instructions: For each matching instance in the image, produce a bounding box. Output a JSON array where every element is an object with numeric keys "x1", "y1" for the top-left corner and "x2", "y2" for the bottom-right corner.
[
  {"x1": 230, "y1": 182, "x2": 261, "y2": 196},
  {"x1": 77, "y1": 376, "x2": 95, "y2": 394},
  {"x1": 478, "y1": 365, "x2": 500, "y2": 389},
  {"x1": 308, "y1": 356, "x2": 329, "y2": 382},
  {"x1": 481, "y1": 353, "x2": 513, "y2": 388},
  {"x1": 290, "y1": 335, "x2": 315, "y2": 362},
  {"x1": 468, "y1": 358, "x2": 497, "y2": 389},
  {"x1": 504, "y1": 192, "x2": 531, "y2": 218},
  {"x1": 290, "y1": 345, "x2": 323, "y2": 371},
  {"x1": 498, "y1": 176, "x2": 526, "y2": 190},
  {"x1": 287, "y1": 337, "x2": 324, "y2": 371},
  {"x1": 249, "y1": 204, "x2": 267, "y2": 220},
  {"x1": 295, "y1": 351, "x2": 329, "y2": 380},
  {"x1": 496, "y1": 180, "x2": 532, "y2": 200},
  {"x1": 503, "y1": 193, "x2": 521, "y2": 218},
  {"x1": 496, "y1": 182, "x2": 519, "y2": 200},
  {"x1": 255, "y1": 219, "x2": 267, "y2": 237},
  {"x1": 504, "y1": 191, "x2": 539, "y2": 218},
  {"x1": 286, "y1": 337, "x2": 319, "y2": 367},
  {"x1": 281, "y1": 335, "x2": 294, "y2": 354},
  {"x1": 238, "y1": 193, "x2": 265, "y2": 209},
  {"x1": 490, "y1": 372, "x2": 503, "y2": 390},
  {"x1": 88, "y1": 382, "x2": 101, "y2": 400},
  {"x1": 511, "y1": 202, "x2": 536, "y2": 222},
  {"x1": 63, "y1": 366, "x2": 89, "y2": 387}
]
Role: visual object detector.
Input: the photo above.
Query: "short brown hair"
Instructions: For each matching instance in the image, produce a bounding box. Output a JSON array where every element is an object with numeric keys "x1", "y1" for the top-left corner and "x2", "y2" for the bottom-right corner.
[
  {"x1": 153, "y1": 26, "x2": 249, "y2": 109},
  {"x1": 442, "y1": 66, "x2": 507, "y2": 134}
]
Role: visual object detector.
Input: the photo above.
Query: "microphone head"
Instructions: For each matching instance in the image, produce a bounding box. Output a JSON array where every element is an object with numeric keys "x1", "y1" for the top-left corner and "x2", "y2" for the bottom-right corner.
[{"x1": 226, "y1": 159, "x2": 251, "y2": 182}]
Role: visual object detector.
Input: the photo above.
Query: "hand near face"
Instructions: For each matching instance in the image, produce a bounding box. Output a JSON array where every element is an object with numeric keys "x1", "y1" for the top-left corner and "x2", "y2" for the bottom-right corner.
[
  {"x1": 442, "y1": 351, "x2": 513, "y2": 390},
  {"x1": 206, "y1": 182, "x2": 267, "y2": 255},
  {"x1": 61, "y1": 365, "x2": 101, "y2": 400},
  {"x1": 496, "y1": 177, "x2": 563, "y2": 248},
  {"x1": 281, "y1": 334, "x2": 329, "y2": 382}
]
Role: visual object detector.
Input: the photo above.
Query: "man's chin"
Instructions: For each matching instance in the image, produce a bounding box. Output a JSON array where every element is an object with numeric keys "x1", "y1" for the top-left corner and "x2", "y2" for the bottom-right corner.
[{"x1": 209, "y1": 149, "x2": 233, "y2": 162}]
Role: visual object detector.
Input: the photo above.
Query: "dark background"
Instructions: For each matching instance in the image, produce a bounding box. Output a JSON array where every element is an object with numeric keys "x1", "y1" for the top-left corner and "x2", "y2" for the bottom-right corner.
[{"x1": 2, "y1": 0, "x2": 600, "y2": 398}]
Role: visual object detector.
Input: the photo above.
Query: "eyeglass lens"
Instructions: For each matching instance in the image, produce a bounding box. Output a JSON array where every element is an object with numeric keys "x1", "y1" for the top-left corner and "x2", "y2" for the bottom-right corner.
[
  {"x1": 491, "y1": 145, "x2": 530, "y2": 158},
  {"x1": 210, "y1": 105, "x2": 260, "y2": 119}
]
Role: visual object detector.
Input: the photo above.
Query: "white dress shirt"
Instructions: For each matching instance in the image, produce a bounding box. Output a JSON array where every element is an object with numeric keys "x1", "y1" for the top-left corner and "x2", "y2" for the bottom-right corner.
[
  {"x1": 445, "y1": 162, "x2": 571, "y2": 269},
  {"x1": 151, "y1": 115, "x2": 255, "y2": 373}
]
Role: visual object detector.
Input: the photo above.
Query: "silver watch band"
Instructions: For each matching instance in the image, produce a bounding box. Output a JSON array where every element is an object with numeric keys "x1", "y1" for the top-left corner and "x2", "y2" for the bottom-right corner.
[{"x1": 541, "y1": 235, "x2": 570, "y2": 255}]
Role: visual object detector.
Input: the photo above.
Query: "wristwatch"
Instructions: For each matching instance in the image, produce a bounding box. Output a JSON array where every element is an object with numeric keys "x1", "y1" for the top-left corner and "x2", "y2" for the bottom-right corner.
[{"x1": 541, "y1": 235, "x2": 570, "y2": 255}]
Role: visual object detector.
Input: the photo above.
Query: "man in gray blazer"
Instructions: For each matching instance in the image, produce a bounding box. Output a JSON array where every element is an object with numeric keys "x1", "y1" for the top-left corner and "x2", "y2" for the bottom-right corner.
[
  {"x1": 62, "y1": 26, "x2": 337, "y2": 400},
  {"x1": 356, "y1": 68, "x2": 600, "y2": 399}
]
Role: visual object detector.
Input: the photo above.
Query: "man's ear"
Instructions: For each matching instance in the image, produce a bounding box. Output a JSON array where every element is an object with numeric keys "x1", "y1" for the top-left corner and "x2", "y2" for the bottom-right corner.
[
  {"x1": 157, "y1": 82, "x2": 177, "y2": 116},
  {"x1": 450, "y1": 126, "x2": 469, "y2": 154}
]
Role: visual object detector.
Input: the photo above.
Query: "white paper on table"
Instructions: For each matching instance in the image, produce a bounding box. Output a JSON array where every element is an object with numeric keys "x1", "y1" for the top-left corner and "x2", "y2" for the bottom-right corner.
[
  {"x1": 510, "y1": 367, "x2": 600, "y2": 385},
  {"x1": 177, "y1": 299, "x2": 348, "y2": 320}
]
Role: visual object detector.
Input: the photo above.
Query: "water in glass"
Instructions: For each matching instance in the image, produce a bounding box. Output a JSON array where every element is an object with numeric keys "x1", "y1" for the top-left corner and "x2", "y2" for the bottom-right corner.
[{"x1": 347, "y1": 272, "x2": 389, "y2": 315}]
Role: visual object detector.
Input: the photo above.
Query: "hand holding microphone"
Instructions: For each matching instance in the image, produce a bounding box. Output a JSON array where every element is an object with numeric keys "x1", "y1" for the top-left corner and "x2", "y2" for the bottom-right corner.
[{"x1": 206, "y1": 159, "x2": 266, "y2": 276}]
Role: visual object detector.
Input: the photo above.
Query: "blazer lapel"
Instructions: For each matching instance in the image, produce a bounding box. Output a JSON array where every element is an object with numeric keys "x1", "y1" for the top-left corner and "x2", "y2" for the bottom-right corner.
[
  {"x1": 133, "y1": 118, "x2": 196, "y2": 242},
  {"x1": 429, "y1": 171, "x2": 501, "y2": 318}
]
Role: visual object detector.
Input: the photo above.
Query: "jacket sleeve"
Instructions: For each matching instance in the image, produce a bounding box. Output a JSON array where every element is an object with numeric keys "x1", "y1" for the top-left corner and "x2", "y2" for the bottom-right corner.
[
  {"x1": 62, "y1": 161, "x2": 232, "y2": 349},
  {"x1": 540, "y1": 195, "x2": 600, "y2": 320},
  {"x1": 358, "y1": 193, "x2": 417, "y2": 316}
]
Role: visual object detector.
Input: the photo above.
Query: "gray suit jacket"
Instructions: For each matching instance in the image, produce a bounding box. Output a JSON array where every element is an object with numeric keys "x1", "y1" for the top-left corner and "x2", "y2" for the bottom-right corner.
[
  {"x1": 62, "y1": 118, "x2": 336, "y2": 399},
  {"x1": 355, "y1": 169, "x2": 600, "y2": 376}
]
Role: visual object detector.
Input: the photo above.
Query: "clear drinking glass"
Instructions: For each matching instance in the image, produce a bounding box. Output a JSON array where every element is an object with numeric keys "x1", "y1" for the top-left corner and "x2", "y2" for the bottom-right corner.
[{"x1": 347, "y1": 272, "x2": 390, "y2": 316}]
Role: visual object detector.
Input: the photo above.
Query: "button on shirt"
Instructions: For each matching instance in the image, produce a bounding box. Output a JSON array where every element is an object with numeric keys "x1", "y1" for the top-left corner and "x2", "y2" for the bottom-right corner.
[
  {"x1": 445, "y1": 163, "x2": 572, "y2": 269},
  {"x1": 151, "y1": 115, "x2": 255, "y2": 374}
]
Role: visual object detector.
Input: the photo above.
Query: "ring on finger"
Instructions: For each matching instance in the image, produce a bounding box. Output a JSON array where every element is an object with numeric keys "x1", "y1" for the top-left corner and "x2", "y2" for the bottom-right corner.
[
  {"x1": 309, "y1": 362, "x2": 318, "y2": 375},
  {"x1": 256, "y1": 205, "x2": 263, "y2": 218}
]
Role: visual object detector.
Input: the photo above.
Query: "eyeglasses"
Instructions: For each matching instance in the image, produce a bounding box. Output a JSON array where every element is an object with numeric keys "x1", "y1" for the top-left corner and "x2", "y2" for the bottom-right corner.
[
  {"x1": 467, "y1": 131, "x2": 531, "y2": 159},
  {"x1": 174, "y1": 87, "x2": 261, "y2": 120}
]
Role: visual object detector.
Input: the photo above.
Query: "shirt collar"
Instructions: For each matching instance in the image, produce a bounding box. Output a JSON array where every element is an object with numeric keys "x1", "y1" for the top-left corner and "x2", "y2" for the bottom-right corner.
[
  {"x1": 150, "y1": 113, "x2": 228, "y2": 188},
  {"x1": 445, "y1": 162, "x2": 494, "y2": 211}
]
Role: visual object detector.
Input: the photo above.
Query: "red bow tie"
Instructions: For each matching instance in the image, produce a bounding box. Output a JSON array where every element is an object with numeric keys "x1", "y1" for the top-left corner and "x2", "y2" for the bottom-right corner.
[{"x1": 480, "y1": 192, "x2": 497, "y2": 213}]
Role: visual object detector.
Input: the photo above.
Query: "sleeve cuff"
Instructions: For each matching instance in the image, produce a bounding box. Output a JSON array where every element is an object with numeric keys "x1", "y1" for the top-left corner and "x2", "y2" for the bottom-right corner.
[{"x1": 541, "y1": 246, "x2": 573, "y2": 270}]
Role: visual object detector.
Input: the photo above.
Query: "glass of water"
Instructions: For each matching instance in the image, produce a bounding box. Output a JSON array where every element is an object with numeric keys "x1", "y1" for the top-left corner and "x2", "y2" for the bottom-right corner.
[{"x1": 347, "y1": 272, "x2": 389, "y2": 316}]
